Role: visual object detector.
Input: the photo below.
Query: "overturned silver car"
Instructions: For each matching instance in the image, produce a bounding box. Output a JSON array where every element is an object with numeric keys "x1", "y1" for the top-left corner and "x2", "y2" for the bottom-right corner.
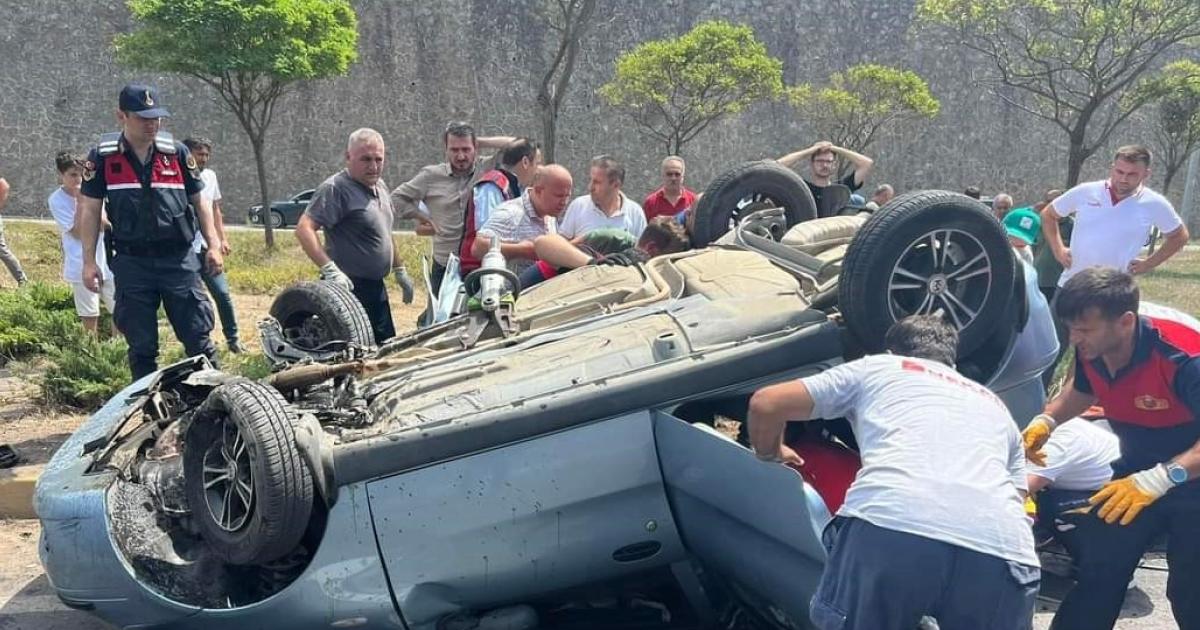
[{"x1": 37, "y1": 169, "x2": 1057, "y2": 629}]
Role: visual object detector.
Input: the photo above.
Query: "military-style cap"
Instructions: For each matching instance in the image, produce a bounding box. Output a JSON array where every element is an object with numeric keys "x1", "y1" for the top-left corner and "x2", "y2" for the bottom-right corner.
[{"x1": 118, "y1": 84, "x2": 171, "y2": 118}]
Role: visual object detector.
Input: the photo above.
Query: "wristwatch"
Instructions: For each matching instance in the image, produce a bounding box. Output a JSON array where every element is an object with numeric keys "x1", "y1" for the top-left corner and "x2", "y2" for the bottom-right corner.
[{"x1": 1166, "y1": 462, "x2": 1190, "y2": 486}]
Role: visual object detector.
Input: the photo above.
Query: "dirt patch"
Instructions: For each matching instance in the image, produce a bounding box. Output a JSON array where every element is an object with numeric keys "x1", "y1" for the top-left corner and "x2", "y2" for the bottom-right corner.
[{"x1": 0, "y1": 371, "x2": 85, "y2": 467}]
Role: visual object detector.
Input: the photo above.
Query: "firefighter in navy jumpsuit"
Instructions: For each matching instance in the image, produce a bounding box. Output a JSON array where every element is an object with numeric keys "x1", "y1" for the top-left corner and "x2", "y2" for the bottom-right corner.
[{"x1": 78, "y1": 84, "x2": 220, "y2": 379}]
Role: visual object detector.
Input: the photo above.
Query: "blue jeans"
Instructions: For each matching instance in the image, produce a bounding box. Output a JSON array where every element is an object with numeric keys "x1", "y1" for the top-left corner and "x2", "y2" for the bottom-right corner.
[
  {"x1": 811, "y1": 517, "x2": 1038, "y2": 630},
  {"x1": 198, "y1": 250, "x2": 239, "y2": 343}
]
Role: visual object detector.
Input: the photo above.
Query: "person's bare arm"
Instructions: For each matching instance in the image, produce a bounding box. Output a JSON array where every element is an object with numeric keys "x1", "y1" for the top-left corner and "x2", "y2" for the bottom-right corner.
[
  {"x1": 295, "y1": 214, "x2": 332, "y2": 267},
  {"x1": 0, "y1": 178, "x2": 9, "y2": 213},
  {"x1": 1132, "y1": 224, "x2": 1189, "y2": 274},
  {"x1": 472, "y1": 233, "x2": 535, "y2": 261},
  {"x1": 78, "y1": 195, "x2": 105, "y2": 292},
  {"x1": 1040, "y1": 203, "x2": 1072, "y2": 268},
  {"x1": 775, "y1": 142, "x2": 829, "y2": 168},
  {"x1": 477, "y1": 136, "x2": 517, "y2": 150},
  {"x1": 534, "y1": 233, "x2": 592, "y2": 269},
  {"x1": 833, "y1": 145, "x2": 874, "y2": 186},
  {"x1": 212, "y1": 199, "x2": 229, "y2": 252},
  {"x1": 1044, "y1": 378, "x2": 1097, "y2": 425},
  {"x1": 747, "y1": 380, "x2": 814, "y2": 464}
]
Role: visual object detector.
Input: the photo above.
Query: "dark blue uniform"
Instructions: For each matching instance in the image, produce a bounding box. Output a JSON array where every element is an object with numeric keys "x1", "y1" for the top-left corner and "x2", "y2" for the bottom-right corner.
[{"x1": 81, "y1": 130, "x2": 217, "y2": 379}]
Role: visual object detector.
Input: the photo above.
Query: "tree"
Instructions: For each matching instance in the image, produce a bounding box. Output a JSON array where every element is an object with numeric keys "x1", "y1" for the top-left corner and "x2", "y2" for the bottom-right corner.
[
  {"x1": 115, "y1": 0, "x2": 358, "y2": 248},
  {"x1": 536, "y1": 0, "x2": 600, "y2": 163},
  {"x1": 599, "y1": 20, "x2": 785, "y2": 155},
  {"x1": 918, "y1": 0, "x2": 1200, "y2": 187},
  {"x1": 790, "y1": 63, "x2": 940, "y2": 174},
  {"x1": 1134, "y1": 60, "x2": 1200, "y2": 197}
]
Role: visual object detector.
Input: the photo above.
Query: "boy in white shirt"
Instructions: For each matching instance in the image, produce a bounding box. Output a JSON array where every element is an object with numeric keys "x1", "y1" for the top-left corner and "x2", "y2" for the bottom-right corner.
[{"x1": 48, "y1": 152, "x2": 115, "y2": 334}]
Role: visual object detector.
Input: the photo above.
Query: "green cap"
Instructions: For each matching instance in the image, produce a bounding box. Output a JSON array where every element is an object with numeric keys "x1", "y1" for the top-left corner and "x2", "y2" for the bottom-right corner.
[{"x1": 1003, "y1": 207, "x2": 1041, "y2": 246}]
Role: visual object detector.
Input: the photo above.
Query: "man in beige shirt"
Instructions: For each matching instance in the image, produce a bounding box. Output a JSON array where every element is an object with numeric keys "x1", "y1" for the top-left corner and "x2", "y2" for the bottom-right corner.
[{"x1": 390, "y1": 122, "x2": 514, "y2": 322}]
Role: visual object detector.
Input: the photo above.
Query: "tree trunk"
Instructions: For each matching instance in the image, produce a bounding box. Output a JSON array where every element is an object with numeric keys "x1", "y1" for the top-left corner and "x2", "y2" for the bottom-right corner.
[
  {"x1": 1065, "y1": 141, "x2": 1090, "y2": 188},
  {"x1": 251, "y1": 136, "x2": 274, "y2": 249},
  {"x1": 1163, "y1": 164, "x2": 1180, "y2": 198},
  {"x1": 541, "y1": 103, "x2": 558, "y2": 163}
]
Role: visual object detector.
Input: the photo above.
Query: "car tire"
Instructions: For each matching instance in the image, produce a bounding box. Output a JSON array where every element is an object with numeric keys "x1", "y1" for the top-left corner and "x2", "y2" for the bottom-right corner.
[
  {"x1": 269, "y1": 210, "x2": 285, "y2": 229},
  {"x1": 690, "y1": 161, "x2": 817, "y2": 247},
  {"x1": 838, "y1": 190, "x2": 1015, "y2": 358},
  {"x1": 184, "y1": 378, "x2": 313, "y2": 565},
  {"x1": 269, "y1": 281, "x2": 376, "y2": 350}
]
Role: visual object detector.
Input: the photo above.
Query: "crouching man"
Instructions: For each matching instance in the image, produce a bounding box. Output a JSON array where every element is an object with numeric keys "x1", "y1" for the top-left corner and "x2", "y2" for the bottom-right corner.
[{"x1": 749, "y1": 314, "x2": 1039, "y2": 630}]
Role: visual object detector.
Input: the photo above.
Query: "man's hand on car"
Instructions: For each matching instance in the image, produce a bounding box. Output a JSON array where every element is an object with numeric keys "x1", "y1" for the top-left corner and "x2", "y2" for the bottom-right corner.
[
  {"x1": 393, "y1": 265, "x2": 414, "y2": 304},
  {"x1": 320, "y1": 261, "x2": 354, "y2": 291}
]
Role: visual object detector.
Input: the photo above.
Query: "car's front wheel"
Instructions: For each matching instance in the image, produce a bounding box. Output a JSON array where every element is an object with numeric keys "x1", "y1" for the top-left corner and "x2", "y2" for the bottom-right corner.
[
  {"x1": 838, "y1": 190, "x2": 1015, "y2": 358},
  {"x1": 269, "y1": 210, "x2": 285, "y2": 229},
  {"x1": 184, "y1": 379, "x2": 313, "y2": 565}
]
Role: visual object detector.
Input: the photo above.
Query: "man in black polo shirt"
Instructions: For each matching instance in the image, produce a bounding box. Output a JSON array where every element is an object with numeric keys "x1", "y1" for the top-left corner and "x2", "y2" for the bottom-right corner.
[
  {"x1": 1022, "y1": 267, "x2": 1200, "y2": 630},
  {"x1": 776, "y1": 141, "x2": 874, "y2": 217},
  {"x1": 77, "y1": 84, "x2": 221, "y2": 379}
]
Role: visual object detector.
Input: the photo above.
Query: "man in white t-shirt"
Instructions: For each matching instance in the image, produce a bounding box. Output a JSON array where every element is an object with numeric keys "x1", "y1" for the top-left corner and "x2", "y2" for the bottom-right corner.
[
  {"x1": 1026, "y1": 416, "x2": 1121, "y2": 561},
  {"x1": 48, "y1": 151, "x2": 115, "y2": 334},
  {"x1": 184, "y1": 138, "x2": 242, "y2": 353},
  {"x1": 748, "y1": 314, "x2": 1039, "y2": 630},
  {"x1": 1042, "y1": 145, "x2": 1188, "y2": 285},
  {"x1": 1040, "y1": 144, "x2": 1188, "y2": 386},
  {"x1": 557, "y1": 155, "x2": 646, "y2": 241}
]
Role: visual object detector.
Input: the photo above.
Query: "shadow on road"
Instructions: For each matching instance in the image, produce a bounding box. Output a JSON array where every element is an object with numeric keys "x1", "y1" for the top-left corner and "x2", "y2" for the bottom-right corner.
[{"x1": 0, "y1": 575, "x2": 115, "y2": 630}]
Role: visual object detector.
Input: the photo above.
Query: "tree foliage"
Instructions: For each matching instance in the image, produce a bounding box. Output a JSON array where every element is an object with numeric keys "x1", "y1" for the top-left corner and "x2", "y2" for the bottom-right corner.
[
  {"x1": 1133, "y1": 60, "x2": 1200, "y2": 196},
  {"x1": 790, "y1": 64, "x2": 940, "y2": 160},
  {"x1": 116, "y1": 0, "x2": 358, "y2": 247},
  {"x1": 918, "y1": 0, "x2": 1200, "y2": 186},
  {"x1": 599, "y1": 20, "x2": 784, "y2": 155}
]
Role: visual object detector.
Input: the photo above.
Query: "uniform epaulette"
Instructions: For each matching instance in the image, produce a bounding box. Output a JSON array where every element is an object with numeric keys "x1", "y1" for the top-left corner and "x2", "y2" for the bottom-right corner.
[
  {"x1": 154, "y1": 131, "x2": 177, "y2": 155},
  {"x1": 97, "y1": 132, "x2": 122, "y2": 157}
]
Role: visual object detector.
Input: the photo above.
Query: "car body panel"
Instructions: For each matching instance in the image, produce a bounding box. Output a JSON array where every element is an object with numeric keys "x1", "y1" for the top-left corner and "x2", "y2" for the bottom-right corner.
[{"x1": 369, "y1": 410, "x2": 686, "y2": 628}]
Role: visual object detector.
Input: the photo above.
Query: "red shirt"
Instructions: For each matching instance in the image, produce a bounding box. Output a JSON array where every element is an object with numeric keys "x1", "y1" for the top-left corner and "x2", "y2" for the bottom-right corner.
[{"x1": 642, "y1": 186, "x2": 697, "y2": 221}]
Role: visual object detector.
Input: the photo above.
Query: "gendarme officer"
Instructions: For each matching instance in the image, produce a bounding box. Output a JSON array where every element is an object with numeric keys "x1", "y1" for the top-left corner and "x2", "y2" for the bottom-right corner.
[{"x1": 78, "y1": 84, "x2": 222, "y2": 379}]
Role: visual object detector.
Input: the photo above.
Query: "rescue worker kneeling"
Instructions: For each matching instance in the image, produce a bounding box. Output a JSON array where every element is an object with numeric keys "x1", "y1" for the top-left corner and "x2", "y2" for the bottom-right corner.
[
  {"x1": 749, "y1": 314, "x2": 1039, "y2": 630},
  {"x1": 77, "y1": 84, "x2": 220, "y2": 379},
  {"x1": 1023, "y1": 267, "x2": 1200, "y2": 630}
]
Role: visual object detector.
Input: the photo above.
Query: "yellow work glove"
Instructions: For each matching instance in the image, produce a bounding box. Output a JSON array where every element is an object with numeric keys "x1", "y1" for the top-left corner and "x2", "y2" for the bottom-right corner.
[
  {"x1": 1089, "y1": 465, "x2": 1173, "y2": 526},
  {"x1": 1021, "y1": 414, "x2": 1056, "y2": 467}
]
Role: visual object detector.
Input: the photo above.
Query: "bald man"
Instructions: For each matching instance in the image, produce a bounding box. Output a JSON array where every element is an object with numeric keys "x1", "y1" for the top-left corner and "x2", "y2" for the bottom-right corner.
[{"x1": 472, "y1": 164, "x2": 573, "y2": 273}]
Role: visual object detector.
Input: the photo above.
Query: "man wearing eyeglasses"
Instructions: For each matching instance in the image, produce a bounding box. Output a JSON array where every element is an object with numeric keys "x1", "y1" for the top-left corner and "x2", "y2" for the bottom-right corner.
[{"x1": 777, "y1": 141, "x2": 874, "y2": 218}]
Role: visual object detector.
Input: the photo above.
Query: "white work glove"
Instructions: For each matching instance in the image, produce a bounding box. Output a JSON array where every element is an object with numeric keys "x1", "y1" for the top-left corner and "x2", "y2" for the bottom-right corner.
[
  {"x1": 393, "y1": 265, "x2": 414, "y2": 304},
  {"x1": 319, "y1": 261, "x2": 354, "y2": 291}
]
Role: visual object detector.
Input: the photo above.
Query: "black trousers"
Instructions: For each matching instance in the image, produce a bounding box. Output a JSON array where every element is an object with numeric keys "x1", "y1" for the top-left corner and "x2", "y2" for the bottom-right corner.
[
  {"x1": 349, "y1": 276, "x2": 396, "y2": 344},
  {"x1": 1051, "y1": 484, "x2": 1200, "y2": 630},
  {"x1": 112, "y1": 251, "x2": 217, "y2": 379}
]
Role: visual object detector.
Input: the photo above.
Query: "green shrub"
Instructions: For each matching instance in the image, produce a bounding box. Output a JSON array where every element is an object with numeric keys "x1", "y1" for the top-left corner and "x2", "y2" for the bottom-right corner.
[{"x1": 42, "y1": 337, "x2": 131, "y2": 409}]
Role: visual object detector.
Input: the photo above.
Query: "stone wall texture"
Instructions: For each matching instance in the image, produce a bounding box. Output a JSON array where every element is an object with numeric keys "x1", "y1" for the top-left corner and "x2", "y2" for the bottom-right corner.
[{"x1": 0, "y1": 0, "x2": 1170, "y2": 222}]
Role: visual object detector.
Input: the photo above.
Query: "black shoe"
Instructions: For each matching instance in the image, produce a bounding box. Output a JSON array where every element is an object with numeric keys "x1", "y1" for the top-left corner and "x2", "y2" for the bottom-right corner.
[{"x1": 228, "y1": 340, "x2": 244, "y2": 354}]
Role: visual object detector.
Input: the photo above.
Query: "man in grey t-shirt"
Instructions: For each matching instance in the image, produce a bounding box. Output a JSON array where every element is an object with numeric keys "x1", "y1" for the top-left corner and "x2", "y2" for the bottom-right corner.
[
  {"x1": 297, "y1": 128, "x2": 406, "y2": 343},
  {"x1": 749, "y1": 314, "x2": 1038, "y2": 630}
]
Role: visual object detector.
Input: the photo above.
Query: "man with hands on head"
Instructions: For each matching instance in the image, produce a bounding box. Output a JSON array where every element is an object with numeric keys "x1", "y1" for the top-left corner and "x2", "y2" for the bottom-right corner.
[
  {"x1": 1022, "y1": 267, "x2": 1200, "y2": 630},
  {"x1": 777, "y1": 141, "x2": 874, "y2": 217},
  {"x1": 749, "y1": 314, "x2": 1038, "y2": 630}
]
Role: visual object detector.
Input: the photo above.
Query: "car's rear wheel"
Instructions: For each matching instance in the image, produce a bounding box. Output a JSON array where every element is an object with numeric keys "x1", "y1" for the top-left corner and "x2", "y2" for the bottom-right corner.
[
  {"x1": 269, "y1": 210, "x2": 285, "y2": 229},
  {"x1": 184, "y1": 379, "x2": 313, "y2": 565},
  {"x1": 269, "y1": 281, "x2": 375, "y2": 350},
  {"x1": 839, "y1": 190, "x2": 1015, "y2": 358},
  {"x1": 690, "y1": 161, "x2": 817, "y2": 247}
]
